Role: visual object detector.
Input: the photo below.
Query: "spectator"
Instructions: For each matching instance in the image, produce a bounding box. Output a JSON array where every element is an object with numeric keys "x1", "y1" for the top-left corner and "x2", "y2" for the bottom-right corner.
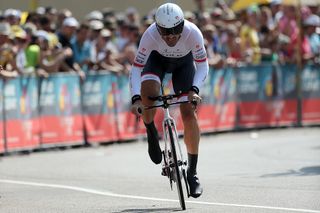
[
  {"x1": 277, "y1": 5, "x2": 299, "y2": 63},
  {"x1": 125, "y1": 7, "x2": 140, "y2": 25},
  {"x1": 0, "y1": 21, "x2": 18, "y2": 78},
  {"x1": 115, "y1": 18, "x2": 129, "y2": 52},
  {"x1": 92, "y1": 29, "x2": 124, "y2": 73},
  {"x1": 225, "y1": 24, "x2": 242, "y2": 66},
  {"x1": 71, "y1": 23, "x2": 91, "y2": 71},
  {"x1": 270, "y1": 0, "x2": 283, "y2": 25},
  {"x1": 302, "y1": 14, "x2": 320, "y2": 63},
  {"x1": 37, "y1": 30, "x2": 72, "y2": 73},
  {"x1": 202, "y1": 24, "x2": 224, "y2": 69},
  {"x1": 303, "y1": 14, "x2": 320, "y2": 60},
  {"x1": 117, "y1": 24, "x2": 140, "y2": 74},
  {"x1": 184, "y1": 11, "x2": 196, "y2": 23},
  {"x1": 259, "y1": 6, "x2": 278, "y2": 63},
  {"x1": 240, "y1": 5, "x2": 261, "y2": 64},
  {"x1": 88, "y1": 20, "x2": 104, "y2": 42},
  {"x1": 39, "y1": 15, "x2": 59, "y2": 49},
  {"x1": 12, "y1": 27, "x2": 29, "y2": 74},
  {"x1": 24, "y1": 28, "x2": 42, "y2": 74},
  {"x1": 85, "y1": 10, "x2": 103, "y2": 22},
  {"x1": 56, "y1": 9, "x2": 72, "y2": 30},
  {"x1": 57, "y1": 16, "x2": 85, "y2": 79},
  {"x1": 4, "y1": 9, "x2": 21, "y2": 26}
]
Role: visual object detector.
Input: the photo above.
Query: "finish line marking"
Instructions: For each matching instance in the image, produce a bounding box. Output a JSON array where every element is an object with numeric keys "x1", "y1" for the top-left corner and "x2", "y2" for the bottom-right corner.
[{"x1": 1, "y1": 179, "x2": 319, "y2": 213}]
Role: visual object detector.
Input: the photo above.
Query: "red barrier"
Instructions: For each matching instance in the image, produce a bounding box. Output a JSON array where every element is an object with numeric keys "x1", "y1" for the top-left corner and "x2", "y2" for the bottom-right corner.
[
  {"x1": 39, "y1": 74, "x2": 84, "y2": 146},
  {"x1": 84, "y1": 114, "x2": 118, "y2": 143},
  {"x1": 238, "y1": 99, "x2": 297, "y2": 127},
  {"x1": 197, "y1": 103, "x2": 237, "y2": 132},
  {"x1": 116, "y1": 111, "x2": 142, "y2": 140},
  {"x1": 302, "y1": 99, "x2": 320, "y2": 124},
  {"x1": 0, "y1": 122, "x2": 4, "y2": 154},
  {"x1": 4, "y1": 77, "x2": 41, "y2": 152},
  {"x1": 40, "y1": 115, "x2": 84, "y2": 145},
  {"x1": 301, "y1": 65, "x2": 320, "y2": 125},
  {"x1": 5, "y1": 119, "x2": 40, "y2": 151}
]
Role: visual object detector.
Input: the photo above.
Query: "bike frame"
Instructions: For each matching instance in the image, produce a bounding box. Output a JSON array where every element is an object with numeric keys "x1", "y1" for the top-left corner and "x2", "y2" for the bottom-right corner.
[{"x1": 162, "y1": 106, "x2": 186, "y2": 174}]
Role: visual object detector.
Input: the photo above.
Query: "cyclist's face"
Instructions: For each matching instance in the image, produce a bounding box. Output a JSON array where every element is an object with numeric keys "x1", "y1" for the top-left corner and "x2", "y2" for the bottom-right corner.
[{"x1": 161, "y1": 34, "x2": 181, "y2": 47}]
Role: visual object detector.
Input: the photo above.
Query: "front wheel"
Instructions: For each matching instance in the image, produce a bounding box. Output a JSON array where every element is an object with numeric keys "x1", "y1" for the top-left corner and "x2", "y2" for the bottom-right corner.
[{"x1": 167, "y1": 121, "x2": 186, "y2": 210}]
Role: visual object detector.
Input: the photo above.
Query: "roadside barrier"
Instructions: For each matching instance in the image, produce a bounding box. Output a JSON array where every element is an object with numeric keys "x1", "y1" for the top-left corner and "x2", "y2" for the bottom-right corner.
[{"x1": 0, "y1": 63, "x2": 319, "y2": 154}]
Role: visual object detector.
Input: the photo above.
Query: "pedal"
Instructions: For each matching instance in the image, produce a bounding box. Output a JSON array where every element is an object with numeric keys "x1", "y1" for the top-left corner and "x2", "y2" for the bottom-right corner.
[
  {"x1": 161, "y1": 168, "x2": 167, "y2": 176},
  {"x1": 161, "y1": 166, "x2": 170, "y2": 177}
]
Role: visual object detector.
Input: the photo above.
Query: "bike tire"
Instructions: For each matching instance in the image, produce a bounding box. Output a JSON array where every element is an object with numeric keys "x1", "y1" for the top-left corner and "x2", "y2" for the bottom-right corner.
[{"x1": 167, "y1": 121, "x2": 186, "y2": 210}]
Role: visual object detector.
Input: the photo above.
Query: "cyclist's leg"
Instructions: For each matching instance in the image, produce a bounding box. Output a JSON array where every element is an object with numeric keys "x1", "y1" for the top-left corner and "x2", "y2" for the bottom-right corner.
[
  {"x1": 141, "y1": 51, "x2": 165, "y2": 164},
  {"x1": 171, "y1": 52, "x2": 200, "y2": 155},
  {"x1": 141, "y1": 50, "x2": 165, "y2": 123},
  {"x1": 172, "y1": 52, "x2": 203, "y2": 198},
  {"x1": 179, "y1": 104, "x2": 200, "y2": 155},
  {"x1": 141, "y1": 80, "x2": 160, "y2": 123}
]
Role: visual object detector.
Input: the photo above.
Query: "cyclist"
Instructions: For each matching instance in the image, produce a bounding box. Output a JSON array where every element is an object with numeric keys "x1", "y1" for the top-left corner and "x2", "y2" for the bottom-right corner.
[{"x1": 130, "y1": 3, "x2": 208, "y2": 198}]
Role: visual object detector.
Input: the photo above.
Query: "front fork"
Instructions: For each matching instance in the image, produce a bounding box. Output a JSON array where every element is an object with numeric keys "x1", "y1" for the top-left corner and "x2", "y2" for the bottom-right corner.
[{"x1": 162, "y1": 117, "x2": 189, "y2": 195}]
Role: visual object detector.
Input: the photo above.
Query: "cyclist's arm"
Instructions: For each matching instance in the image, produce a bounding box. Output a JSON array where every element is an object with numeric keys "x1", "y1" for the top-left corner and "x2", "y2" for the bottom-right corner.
[
  {"x1": 189, "y1": 24, "x2": 209, "y2": 94},
  {"x1": 129, "y1": 30, "x2": 156, "y2": 98}
]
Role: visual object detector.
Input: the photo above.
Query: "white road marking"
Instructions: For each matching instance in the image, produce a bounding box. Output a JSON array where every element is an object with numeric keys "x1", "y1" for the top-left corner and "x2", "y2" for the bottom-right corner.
[{"x1": 1, "y1": 179, "x2": 319, "y2": 213}]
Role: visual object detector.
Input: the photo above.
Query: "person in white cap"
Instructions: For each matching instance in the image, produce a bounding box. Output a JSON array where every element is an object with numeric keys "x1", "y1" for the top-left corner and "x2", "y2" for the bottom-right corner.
[
  {"x1": 130, "y1": 3, "x2": 208, "y2": 198},
  {"x1": 85, "y1": 10, "x2": 103, "y2": 21},
  {"x1": 57, "y1": 17, "x2": 85, "y2": 80},
  {"x1": 303, "y1": 14, "x2": 320, "y2": 60},
  {"x1": 4, "y1": 9, "x2": 21, "y2": 25}
]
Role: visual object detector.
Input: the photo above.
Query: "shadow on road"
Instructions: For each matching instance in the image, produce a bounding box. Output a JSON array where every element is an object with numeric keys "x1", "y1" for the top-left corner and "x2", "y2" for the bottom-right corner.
[
  {"x1": 261, "y1": 165, "x2": 320, "y2": 178},
  {"x1": 112, "y1": 207, "x2": 182, "y2": 213}
]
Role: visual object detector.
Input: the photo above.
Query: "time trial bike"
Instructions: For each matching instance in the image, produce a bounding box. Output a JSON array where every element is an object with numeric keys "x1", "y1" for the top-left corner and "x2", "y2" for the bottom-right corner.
[{"x1": 143, "y1": 93, "x2": 197, "y2": 210}]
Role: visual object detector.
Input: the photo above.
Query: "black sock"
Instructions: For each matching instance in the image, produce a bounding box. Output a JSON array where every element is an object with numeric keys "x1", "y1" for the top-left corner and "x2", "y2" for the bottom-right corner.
[
  {"x1": 144, "y1": 121, "x2": 158, "y2": 142},
  {"x1": 144, "y1": 121, "x2": 155, "y2": 129},
  {"x1": 187, "y1": 153, "x2": 198, "y2": 175}
]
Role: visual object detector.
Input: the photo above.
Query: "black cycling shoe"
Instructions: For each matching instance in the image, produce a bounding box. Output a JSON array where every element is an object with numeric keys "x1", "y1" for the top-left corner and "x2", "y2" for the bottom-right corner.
[
  {"x1": 187, "y1": 172, "x2": 203, "y2": 198},
  {"x1": 146, "y1": 123, "x2": 162, "y2": 164}
]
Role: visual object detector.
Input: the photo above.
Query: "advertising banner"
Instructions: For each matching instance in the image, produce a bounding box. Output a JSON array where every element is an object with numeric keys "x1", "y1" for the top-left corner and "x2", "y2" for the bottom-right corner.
[
  {"x1": 4, "y1": 76, "x2": 40, "y2": 151},
  {"x1": 39, "y1": 74, "x2": 84, "y2": 146},
  {"x1": 115, "y1": 75, "x2": 143, "y2": 140},
  {"x1": 198, "y1": 68, "x2": 237, "y2": 132},
  {"x1": 301, "y1": 64, "x2": 320, "y2": 124},
  {"x1": 279, "y1": 64, "x2": 297, "y2": 124},
  {"x1": 82, "y1": 72, "x2": 118, "y2": 143},
  {"x1": 0, "y1": 79, "x2": 5, "y2": 154},
  {"x1": 237, "y1": 65, "x2": 289, "y2": 127}
]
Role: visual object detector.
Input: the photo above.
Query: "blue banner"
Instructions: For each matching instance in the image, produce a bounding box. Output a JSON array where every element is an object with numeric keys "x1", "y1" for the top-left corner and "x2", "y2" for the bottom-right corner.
[
  {"x1": 82, "y1": 72, "x2": 117, "y2": 114},
  {"x1": 3, "y1": 76, "x2": 40, "y2": 151},
  {"x1": 115, "y1": 75, "x2": 131, "y2": 113},
  {"x1": 4, "y1": 76, "x2": 39, "y2": 120},
  {"x1": 280, "y1": 64, "x2": 297, "y2": 99},
  {"x1": 82, "y1": 72, "x2": 118, "y2": 143},
  {"x1": 39, "y1": 73, "x2": 84, "y2": 145},
  {"x1": 39, "y1": 74, "x2": 81, "y2": 116},
  {"x1": 206, "y1": 67, "x2": 236, "y2": 105},
  {"x1": 237, "y1": 65, "x2": 277, "y2": 101},
  {"x1": 302, "y1": 64, "x2": 320, "y2": 99}
]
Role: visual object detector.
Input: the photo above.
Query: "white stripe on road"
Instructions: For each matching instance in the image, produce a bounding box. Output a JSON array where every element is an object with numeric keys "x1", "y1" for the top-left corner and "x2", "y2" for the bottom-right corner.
[{"x1": 1, "y1": 179, "x2": 319, "y2": 213}]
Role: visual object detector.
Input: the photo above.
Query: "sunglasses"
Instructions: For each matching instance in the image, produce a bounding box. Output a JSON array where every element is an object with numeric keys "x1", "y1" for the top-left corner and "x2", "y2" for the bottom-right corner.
[{"x1": 156, "y1": 21, "x2": 184, "y2": 36}]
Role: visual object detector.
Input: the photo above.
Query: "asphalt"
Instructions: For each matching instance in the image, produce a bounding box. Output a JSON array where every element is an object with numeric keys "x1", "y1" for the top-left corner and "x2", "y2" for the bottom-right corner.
[{"x1": 0, "y1": 127, "x2": 320, "y2": 213}]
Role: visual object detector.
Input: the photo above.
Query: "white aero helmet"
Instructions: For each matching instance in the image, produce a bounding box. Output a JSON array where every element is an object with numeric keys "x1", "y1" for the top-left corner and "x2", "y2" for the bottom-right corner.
[{"x1": 155, "y1": 3, "x2": 184, "y2": 35}]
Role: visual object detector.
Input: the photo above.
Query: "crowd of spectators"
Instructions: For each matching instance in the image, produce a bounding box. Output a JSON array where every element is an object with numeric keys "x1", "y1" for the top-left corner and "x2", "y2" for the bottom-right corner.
[{"x1": 0, "y1": 0, "x2": 319, "y2": 79}]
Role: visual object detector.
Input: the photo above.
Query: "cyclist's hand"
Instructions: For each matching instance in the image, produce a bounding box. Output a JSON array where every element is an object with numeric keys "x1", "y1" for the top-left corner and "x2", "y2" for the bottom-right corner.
[
  {"x1": 131, "y1": 100, "x2": 143, "y2": 116},
  {"x1": 188, "y1": 91, "x2": 201, "y2": 109}
]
